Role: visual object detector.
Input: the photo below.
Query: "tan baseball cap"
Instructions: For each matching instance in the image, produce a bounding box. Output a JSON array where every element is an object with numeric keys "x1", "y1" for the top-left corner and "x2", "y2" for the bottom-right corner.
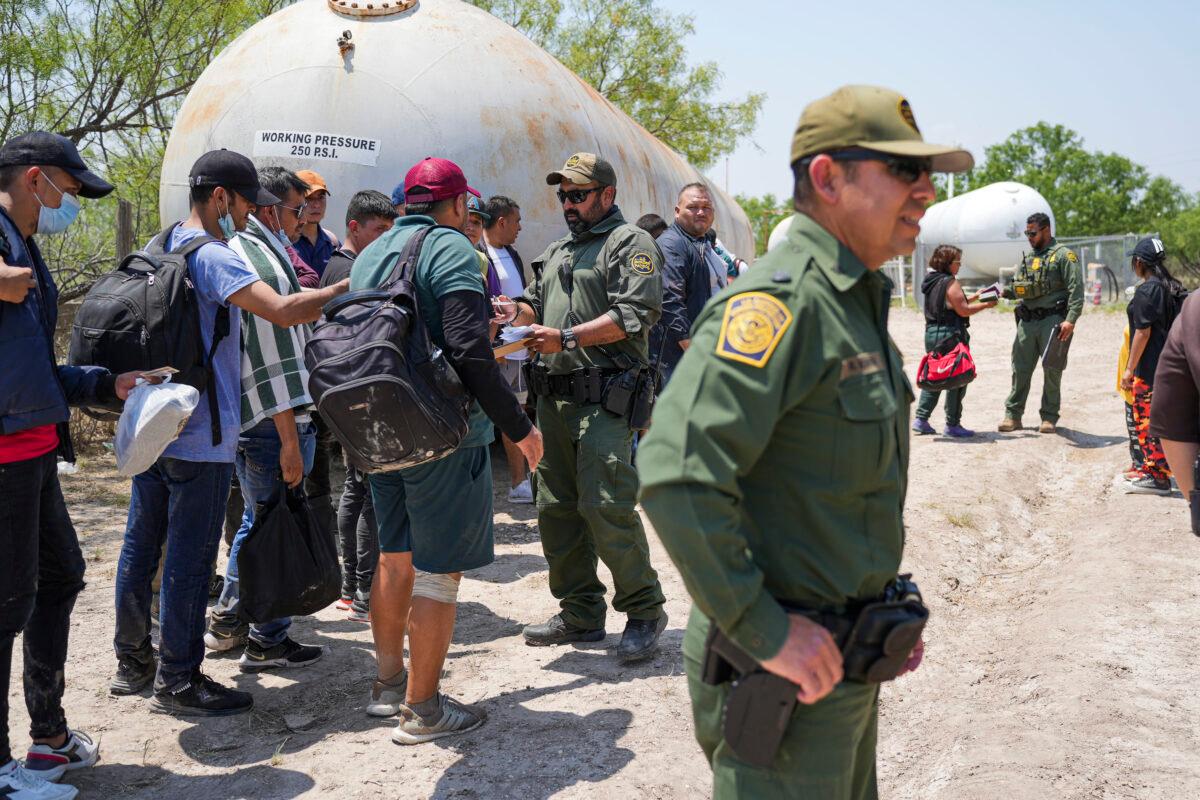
[
  {"x1": 545, "y1": 152, "x2": 617, "y2": 187},
  {"x1": 790, "y1": 85, "x2": 973, "y2": 173}
]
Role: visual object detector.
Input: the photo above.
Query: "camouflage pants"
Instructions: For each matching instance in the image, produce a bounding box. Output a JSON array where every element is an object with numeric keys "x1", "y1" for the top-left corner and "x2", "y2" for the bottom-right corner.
[{"x1": 1132, "y1": 378, "x2": 1170, "y2": 482}]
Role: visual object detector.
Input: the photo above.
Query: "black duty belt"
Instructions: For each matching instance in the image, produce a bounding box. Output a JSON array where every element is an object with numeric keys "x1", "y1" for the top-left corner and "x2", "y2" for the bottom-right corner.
[
  {"x1": 1015, "y1": 300, "x2": 1068, "y2": 323},
  {"x1": 526, "y1": 364, "x2": 623, "y2": 404}
]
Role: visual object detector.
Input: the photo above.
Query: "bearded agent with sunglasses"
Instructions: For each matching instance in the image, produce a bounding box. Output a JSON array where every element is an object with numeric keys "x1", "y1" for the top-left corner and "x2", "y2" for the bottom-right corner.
[
  {"x1": 638, "y1": 85, "x2": 973, "y2": 799},
  {"x1": 508, "y1": 152, "x2": 669, "y2": 663},
  {"x1": 997, "y1": 212, "x2": 1084, "y2": 434}
]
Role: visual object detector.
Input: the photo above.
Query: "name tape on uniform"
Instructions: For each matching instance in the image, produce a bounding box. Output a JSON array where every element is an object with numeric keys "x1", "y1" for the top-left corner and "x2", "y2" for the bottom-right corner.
[
  {"x1": 839, "y1": 352, "x2": 885, "y2": 381},
  {"x1": 715, "y1": 292, "x2": 792, "y2": 368},
  {"x1": 253, "y1": 130, "x2": 381, "y2": 166}
]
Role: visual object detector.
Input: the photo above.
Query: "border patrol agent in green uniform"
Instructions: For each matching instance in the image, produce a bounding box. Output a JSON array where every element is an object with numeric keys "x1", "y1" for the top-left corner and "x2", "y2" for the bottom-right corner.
[
  {"x1": 638, "y1": 86, "x2": 974, "y2": 799},
  {"x1": 509, "y1": 153, "x2": 668, "y2": 662},
  {"x1": 998, "y1": 212, "x2": 1083, "y2": 434}
]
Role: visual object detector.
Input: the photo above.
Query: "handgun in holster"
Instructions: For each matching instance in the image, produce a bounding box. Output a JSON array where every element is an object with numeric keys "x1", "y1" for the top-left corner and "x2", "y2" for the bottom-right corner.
[{"x1": 700, "y1": 575, "x2": 929, "y2": 768}]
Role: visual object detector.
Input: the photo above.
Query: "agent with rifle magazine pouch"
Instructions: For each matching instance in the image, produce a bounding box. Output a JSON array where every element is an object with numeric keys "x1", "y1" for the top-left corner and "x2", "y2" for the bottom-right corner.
[{"x1": 700, "y1": 575, "x2": 929, "y2": 768}]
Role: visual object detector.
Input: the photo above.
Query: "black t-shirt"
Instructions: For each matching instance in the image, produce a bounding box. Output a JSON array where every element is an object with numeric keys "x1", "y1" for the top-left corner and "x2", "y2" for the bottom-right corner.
[
  {"x1": 319, "y1": 249, "x2": 356, "y2": 289},
  {"x1": 1127, "y1": 278, "x2": 1173, "y2": 383}
]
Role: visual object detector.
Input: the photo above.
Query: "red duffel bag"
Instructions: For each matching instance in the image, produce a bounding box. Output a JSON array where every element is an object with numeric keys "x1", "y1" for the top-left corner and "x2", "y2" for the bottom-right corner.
[{"x1": 916, "y1": 335, "x2": 976, "y2": 391}]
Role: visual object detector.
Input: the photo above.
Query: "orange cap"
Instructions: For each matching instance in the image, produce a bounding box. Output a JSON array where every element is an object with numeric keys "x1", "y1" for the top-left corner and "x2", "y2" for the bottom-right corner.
[{"x1": 295, "y1": 169, "x2": 330, "y2": 198}]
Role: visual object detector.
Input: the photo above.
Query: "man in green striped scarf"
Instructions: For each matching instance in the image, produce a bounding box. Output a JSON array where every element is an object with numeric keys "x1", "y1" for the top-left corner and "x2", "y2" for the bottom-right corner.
[{"x1": 204, "y1": 166, "x2": 324, "y2": 672}]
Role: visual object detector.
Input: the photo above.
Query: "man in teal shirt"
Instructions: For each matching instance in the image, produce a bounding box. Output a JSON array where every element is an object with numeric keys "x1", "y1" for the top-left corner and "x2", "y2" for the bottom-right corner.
[{"x1": 349, "y1": 157, "x2": 543, "y2": 744}]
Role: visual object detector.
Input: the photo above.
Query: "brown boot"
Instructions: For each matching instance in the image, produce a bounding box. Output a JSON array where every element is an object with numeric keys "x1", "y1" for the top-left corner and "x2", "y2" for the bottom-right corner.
[
  {"x1": 997, "y1": 418, "x2": 1022, "y2": 432},
  {"x1": 1038, "y1": 420, "x2": 1056, "y2": 434}
]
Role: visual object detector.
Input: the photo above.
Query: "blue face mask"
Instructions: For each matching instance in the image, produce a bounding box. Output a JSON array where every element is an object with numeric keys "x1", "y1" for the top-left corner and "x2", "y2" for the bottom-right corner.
[
  {"x1": 217, "y1": 194, "x2": 236, "y2": 240},
  {"x1": 275, "y1": 227, "x2": 293, "y2": 250},
  {"x1": 35, "y1": 175, "x2": 81, "y2": 235}
]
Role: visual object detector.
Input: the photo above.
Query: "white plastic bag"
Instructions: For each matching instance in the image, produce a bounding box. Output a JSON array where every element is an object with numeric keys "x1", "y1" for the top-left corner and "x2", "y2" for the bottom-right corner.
[{"x1": 115, "y1": 381, "x2": 200, "y2": 477}]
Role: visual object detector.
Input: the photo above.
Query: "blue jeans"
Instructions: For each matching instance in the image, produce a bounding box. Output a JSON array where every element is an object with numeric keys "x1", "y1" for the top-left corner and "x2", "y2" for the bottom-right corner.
[
  {"x1": 114, "y1": 457, "x2": 235, "y2": 692},
  {"x1": 210, "y1": 419, "x2": 316, "y2": 647}
]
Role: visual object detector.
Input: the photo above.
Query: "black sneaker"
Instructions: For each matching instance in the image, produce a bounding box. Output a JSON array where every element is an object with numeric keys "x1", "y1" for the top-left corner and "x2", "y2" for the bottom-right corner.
[
  {"x1": 109, "y1": 655, "x2": 155, "y2": 696},
  {"x1": 1126, "y1": 475, "x2": 1172, "y2": 496},
  {"x1": 348, "y1": 597, "x2": 370, "y2": 622},
  {"x1": 208, "y1": 573, "x2": 225, "y2": 599},
  {"x1": 204, "y1": 618, "x2": 249, "y2": 652},
  {"x1": 151, "y1": 670, "x2": 253, "y2": 717},
  {"x1": 239, "y1": 637, "x2": 324, "y2": 672},
  {"x1": 616, "y1": 613, "x2": 668, "y2": 663},
  {"x1": 523, "y1": 614, "x2": 605, "y2": 646}
]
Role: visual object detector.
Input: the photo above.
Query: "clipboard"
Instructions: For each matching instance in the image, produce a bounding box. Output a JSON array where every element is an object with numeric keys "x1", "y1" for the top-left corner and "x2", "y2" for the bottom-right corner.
[{"x1": 493, "y1": 338, "x2": 532, "y2": 360}]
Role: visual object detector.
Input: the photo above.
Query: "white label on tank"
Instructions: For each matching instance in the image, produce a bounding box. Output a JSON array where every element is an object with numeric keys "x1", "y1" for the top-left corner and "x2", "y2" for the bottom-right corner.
[{"x1": 253, "y1": 130, "x2": 380, "y2": 166}]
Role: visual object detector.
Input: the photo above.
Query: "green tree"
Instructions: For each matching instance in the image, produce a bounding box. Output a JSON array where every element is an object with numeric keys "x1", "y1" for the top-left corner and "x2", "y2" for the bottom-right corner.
[
  {"x1": 735, "y1": 193, "x2": 790, "y2": 256},
  {"x1": 471, "y1": 0, "x2": 763, "y2": 169},
  {"x1": 954, "y1": 122, "x2": 1192, "y2": 236},
  {"x1": 1, "y1": 0, "x2": 292, "y2": 299}
]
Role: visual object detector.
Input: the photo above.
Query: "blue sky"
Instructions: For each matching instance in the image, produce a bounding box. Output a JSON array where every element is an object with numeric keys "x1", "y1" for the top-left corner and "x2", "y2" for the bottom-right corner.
[{"x1": 657, "y1": 0, "x2": 1200, "y2": 200}]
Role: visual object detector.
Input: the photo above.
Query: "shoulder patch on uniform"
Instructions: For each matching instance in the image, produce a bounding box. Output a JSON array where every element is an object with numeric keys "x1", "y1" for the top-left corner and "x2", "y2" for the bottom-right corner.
[
  {"x1": 1066, "y1": 250, "x2": 1077, "y2": 263},
  {"x1": 715, "y1": 292, "x2": 792, "y2": 368},
  {"x1": 630, "y1": 252, "x2": 655, "y2": 275}
]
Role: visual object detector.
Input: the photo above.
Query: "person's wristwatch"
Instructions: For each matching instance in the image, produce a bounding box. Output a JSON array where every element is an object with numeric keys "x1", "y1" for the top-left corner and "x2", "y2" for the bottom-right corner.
[{"x1": 560, "y1": 327, "x2": 578, "y2": 351}]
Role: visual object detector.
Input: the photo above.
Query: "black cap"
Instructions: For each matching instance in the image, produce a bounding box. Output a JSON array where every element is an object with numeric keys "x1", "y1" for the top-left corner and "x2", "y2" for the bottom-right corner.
[
  {"x1": 1126, "y1": 236, "x2": 1166, "y2": 263},
  {"x1": 0, "y1": 131, "x2": 115, "y2": 199},
  {"x1": 188, "y1": 149, "x2": 280, "y2": 206}
]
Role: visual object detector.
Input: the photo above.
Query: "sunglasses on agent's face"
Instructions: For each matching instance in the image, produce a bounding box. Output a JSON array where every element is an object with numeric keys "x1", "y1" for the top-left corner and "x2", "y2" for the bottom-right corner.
[
  {"x1": 1024, "y1": 227, "x2": 1046, "y2": 239},
  {"x1": 824, "y1": 148, "x2": 934, "y2": 184},
  {"x1": 556, "y1": 186, "x2": 603, "y2": 205}
]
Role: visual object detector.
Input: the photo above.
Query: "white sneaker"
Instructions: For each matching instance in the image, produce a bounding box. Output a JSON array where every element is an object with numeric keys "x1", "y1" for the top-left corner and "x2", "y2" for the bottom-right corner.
[
  {"x1": 22, "y1": 729, "x2": 100, "y2": 782},
  {"x1": 0, "y1": 760, "x2": 78, "y2": 799},
  {"x1": 507, "y1": 479, "x2": 533, "y2": 504}
]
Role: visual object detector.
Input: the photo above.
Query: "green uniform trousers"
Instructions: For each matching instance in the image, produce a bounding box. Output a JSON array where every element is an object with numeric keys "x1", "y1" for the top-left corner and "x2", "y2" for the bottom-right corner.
[
  {"x1": 682, "y1": 609, "x2": 879, "y2": 800},
  {"x1": 534, "y1": 397, "x2": 665, "y2": 629},
  {"x1": 1004, "y1": 314, "x2": 1065, "y2": 423},
  {"x1": 915, "y1": 323, "x2": 968, "y2": 426}
]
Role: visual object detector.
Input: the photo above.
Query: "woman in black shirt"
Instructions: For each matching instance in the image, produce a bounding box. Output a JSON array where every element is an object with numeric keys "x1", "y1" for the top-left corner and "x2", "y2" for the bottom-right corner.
[
  {"x1": 913, "y1": 245, "x2": 997, "y2": 437},
  {"x1": 1122, "y1": 236, "x2": 1185, "y2": 495}
]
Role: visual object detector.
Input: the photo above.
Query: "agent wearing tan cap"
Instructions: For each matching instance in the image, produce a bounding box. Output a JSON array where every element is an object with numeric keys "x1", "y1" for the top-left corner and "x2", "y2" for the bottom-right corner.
[
  {"x1": 508, "y1": 152, "x2": 669, "y2": 663},
  {"x1": 639, "y1": 86, "x2": 973, "y2": 798}
]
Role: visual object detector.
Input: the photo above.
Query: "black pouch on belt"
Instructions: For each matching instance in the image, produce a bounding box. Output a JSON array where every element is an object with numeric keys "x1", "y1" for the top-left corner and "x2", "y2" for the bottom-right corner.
[{"x1": 840, "y1": 581, "x2": 929, "y2": 683}]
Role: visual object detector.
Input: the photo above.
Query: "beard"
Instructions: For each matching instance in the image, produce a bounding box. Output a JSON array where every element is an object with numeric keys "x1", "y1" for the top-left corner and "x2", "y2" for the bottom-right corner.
[{"x1": 564, "y1": 210, "x2": 590, "y2": 235}]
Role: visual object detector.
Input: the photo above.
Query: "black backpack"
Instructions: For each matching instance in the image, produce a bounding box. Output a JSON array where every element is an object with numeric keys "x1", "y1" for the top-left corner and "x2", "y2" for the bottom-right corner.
[
  {"x1": 68, "y1": 223, "x2": 229, "y2": 444},
  {"x1": 305, "y1": 225, "x2": 471, "y2": 473}
]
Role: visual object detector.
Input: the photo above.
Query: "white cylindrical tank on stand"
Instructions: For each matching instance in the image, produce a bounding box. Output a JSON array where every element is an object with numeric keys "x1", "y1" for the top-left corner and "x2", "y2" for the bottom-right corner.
[
  {"x1": 158, "y1": 0, "x2": 753, "y2": 261},
  {"x1": 914, "y1": 181, "x2": 1054, "y2": 282}
]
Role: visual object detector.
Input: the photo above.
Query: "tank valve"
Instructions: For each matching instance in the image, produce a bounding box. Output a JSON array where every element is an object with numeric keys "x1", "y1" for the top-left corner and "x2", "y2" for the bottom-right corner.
[{"x1": 337, "y1": 29, "x2": 354, "y2": 57}]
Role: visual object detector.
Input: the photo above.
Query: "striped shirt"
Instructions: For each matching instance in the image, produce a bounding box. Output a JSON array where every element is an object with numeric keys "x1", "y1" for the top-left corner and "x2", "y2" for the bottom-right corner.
[{"x1": 229, "y1": 216, "x2": 313, "y2": 431}]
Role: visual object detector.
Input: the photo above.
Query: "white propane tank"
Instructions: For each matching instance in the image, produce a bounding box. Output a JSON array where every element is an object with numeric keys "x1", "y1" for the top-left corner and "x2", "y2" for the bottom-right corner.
[
  {"x1": 766, "y1": 214, "x2": 794, "y2": 253},
  {"x1": 158, "y1": 0, "x2": 754, "y2": 262},
  {"x1": 914, "y1": 181, "x2": 1054, "y2": 284}
]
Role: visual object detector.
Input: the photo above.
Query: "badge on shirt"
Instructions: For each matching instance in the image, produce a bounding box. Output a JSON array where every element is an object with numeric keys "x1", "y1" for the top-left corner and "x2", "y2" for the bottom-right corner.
[
  {"x1": 1030, "y1": 257, "x2": 1042, "y2": 271},
  {"x1": 715, "y1": 292, "x2": 792, "y2": 368},
  {"x1": 630, "y1": 252, "x2": 655, "y2": 275}
]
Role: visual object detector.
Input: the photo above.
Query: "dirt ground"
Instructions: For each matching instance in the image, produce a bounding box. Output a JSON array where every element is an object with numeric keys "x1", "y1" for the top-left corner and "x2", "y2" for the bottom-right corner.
[{"x1": 9, "y1": 306, "x2": 1198, "y2": 799}]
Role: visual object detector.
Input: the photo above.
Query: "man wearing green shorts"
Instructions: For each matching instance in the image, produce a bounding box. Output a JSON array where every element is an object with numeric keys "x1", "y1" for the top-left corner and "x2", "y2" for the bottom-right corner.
[{"x1": 348, "y1": 157, "x2": 543, "y2": 745}]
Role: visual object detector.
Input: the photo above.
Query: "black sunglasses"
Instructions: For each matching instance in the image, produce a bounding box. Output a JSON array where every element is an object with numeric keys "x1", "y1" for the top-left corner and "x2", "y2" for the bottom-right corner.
[
  {"x1": 821, "y1": 148, "x2": 933, "y2": 184},
  {"x1": 1024, "y1": 228, "x2": 1045, "y2": 238},
  {"x1": 556, "y1": 187, "x2": 603, "y2": 205}
]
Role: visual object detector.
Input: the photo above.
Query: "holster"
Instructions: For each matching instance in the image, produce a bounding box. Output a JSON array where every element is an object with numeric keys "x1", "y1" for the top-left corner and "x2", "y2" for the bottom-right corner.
[
  {"x1": 700, "y1": 576, "x2": 929, "y2": 768},
  {"x1": 600, "y1": 366, "x2": 657, "y2": 430}
]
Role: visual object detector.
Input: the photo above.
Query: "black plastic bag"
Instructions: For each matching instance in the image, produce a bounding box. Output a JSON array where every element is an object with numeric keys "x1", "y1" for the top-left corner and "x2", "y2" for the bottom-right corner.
[
  {"x1": 1042, "y1": 323, "x2": 1072, "y2": 371},
  {"x1": 237, "y1": 483, "x2": 341, "y2": 624}
]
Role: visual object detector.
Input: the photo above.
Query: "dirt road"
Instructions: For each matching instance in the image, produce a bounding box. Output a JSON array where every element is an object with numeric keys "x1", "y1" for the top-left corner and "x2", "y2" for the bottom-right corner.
[{"x1": 9, "y1": 306, "x2": 1197, "y2": 799}]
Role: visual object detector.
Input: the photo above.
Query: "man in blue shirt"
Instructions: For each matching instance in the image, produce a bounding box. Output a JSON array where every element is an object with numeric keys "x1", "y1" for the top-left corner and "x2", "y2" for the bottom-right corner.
[{"x1": 110, "y1": 149, "x2": 349, "y2": 718}]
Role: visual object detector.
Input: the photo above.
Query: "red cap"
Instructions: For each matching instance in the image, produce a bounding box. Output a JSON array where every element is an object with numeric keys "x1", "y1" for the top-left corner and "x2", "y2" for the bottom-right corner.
[{"x1": 403, "y1": 157, "x2": 480, "y2": 204}]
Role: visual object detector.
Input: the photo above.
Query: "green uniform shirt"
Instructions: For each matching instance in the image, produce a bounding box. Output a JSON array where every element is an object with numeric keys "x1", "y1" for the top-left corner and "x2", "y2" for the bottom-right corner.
[
  {"x1": 518, "y1": 207, "x2": 662, "y2": 374},
  {"x1": 1005, "y1": 237, "x2": 1084, "y2": 324},
  {"x1": 638, "y1": 213, "x2": 913, "y2": 663},
  {"x1": 349, "y1": 215, "x2": 492, "y2": 448}
]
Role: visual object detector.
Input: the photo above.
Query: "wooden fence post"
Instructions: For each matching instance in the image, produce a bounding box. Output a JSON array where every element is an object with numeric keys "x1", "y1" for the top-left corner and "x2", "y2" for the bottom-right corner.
[{"x1": 116, "y1": 200, "x2": 134, "y2": 262}]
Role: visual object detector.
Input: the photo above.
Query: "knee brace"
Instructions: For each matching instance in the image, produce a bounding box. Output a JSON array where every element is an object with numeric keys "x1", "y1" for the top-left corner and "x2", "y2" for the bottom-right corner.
[{"x1": 411, "y1": 570, "x2": 460, "y2": 604}]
